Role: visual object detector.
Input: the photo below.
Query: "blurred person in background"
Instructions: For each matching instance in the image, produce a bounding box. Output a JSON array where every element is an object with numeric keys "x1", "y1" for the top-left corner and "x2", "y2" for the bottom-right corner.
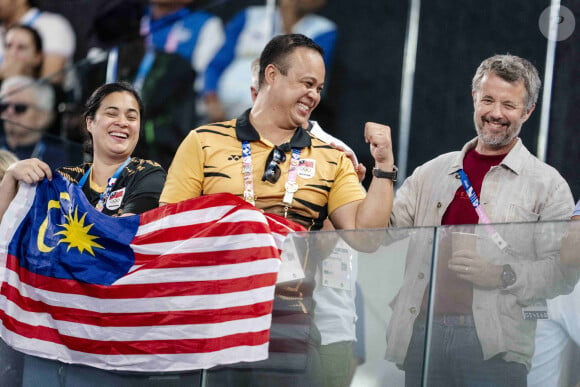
[
  {"x1": 204, "y1": 0, "x2": 337, "y2": 122},
  {"x1": 0, "y1": 24, "x2": 64, "y2": 138},
  {"x1": 0, "y1": 75, "x2": 82, "y2": 169},
  {"x1": 0, "y1": 0, "x2": 75, "y2": 85},
  {"x1": 81, "y1": 1, "x2": 196, "y2": 170},
  {"x1": 0, "y1": 24, "x2": 42, "y2": 81},
  {"x1": 141, "y1": 0, "x2": 224, "y2": 123}
]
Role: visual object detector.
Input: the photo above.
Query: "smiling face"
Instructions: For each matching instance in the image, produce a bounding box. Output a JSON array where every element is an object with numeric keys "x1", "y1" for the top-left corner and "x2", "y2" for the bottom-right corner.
[
  {"x1": 472, "y1": 73, "x2": 534, "y2": 155},
  {"x1": 86, "y1": 91, "x2": 140, "y2": 162},
  {"x1": 267, "y1": 46, "x2": 325, "y2": 130}
]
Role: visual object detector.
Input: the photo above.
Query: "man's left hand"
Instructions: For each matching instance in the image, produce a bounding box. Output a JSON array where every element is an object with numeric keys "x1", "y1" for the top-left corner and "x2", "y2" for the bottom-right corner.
[{"x1": 448, "y1": 250, "x2": 503, "y2": 288}]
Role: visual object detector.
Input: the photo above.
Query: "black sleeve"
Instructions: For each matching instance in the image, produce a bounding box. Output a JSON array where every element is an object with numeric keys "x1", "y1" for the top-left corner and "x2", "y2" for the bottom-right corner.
[{"x1": 119, "y1": 163, "x2": 167, "y2": 215}]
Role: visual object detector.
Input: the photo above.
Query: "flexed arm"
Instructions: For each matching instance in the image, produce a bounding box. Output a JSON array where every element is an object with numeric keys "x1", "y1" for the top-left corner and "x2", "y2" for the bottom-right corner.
[{"x1": 331, "y1": 122, "x2": 395, "y2": 231}]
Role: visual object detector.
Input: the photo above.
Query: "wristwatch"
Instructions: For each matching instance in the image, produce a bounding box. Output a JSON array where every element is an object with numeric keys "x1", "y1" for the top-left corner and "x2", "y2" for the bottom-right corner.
[
  {"x1": 500, "y1": 264, "x2": 516, "y2": 288},
  {"x1": 372, "y1": 165, "x2": 398, "y2": 182}
]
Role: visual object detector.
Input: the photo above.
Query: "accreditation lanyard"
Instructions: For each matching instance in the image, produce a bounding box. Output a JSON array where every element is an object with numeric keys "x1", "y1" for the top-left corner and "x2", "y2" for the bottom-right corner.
[
  {"x1": 457, "y1": 169, "x2": 508, "y2": 250},
  {"x1": 78, "y1": 157, "x2": 131, "y2": 212},
  {"x1": 30, "y1": 141, "x2": 45, "y2": 160},
  {"x1": 241, "y1": 141, "x2": 301, "y2": 217},
  {"x1": 140, "y1": 10, "x2": 186, "y2": 53},
  {"x1": 23, "y1": 9, "x2": 41, "y2": 27},
  {"x1": 106, "y1": 46, "x2": 156, "y2": 94}
]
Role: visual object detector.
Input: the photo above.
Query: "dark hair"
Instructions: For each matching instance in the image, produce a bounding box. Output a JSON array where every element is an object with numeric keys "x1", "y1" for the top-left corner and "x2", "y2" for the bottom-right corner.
[
  {"x1": 258, "y1": 34, "x2": 324, "y2": 88},
  {"x1": 4, "y1": 24, "x2": 43, "y2": 77},
  {"x1": 83, "y1": 81, "x2": 144, "y2": 154},
  {"x1": 6, "y1": 24, "x2": 43, "y2": 53}
]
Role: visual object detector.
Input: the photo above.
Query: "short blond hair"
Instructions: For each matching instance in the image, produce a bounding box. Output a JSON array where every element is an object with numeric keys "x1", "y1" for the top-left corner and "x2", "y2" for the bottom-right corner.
[{"x1": 0, "y1": 150, "x2": 19, "y2": 180}]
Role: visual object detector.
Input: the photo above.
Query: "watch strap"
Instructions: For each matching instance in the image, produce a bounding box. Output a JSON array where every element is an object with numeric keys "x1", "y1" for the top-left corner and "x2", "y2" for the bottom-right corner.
[{"x1": 372, "y1": 165, "x2": 398, "y2": 182}]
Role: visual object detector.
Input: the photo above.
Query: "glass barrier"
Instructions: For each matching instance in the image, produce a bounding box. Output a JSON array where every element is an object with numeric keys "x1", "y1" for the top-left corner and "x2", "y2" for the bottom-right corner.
[
  {"x1": 416, "y1": 220, "x2": 580, "y2": 387},
  {"x1": 2, "y1": 220, "x2": 580, "y2": 386},
  {"x1": 203, "y1": 226, "x2": 421, "y2": 387},
  {"x1": 1, "y1": 2, "x2": 578, "y2": 385}
]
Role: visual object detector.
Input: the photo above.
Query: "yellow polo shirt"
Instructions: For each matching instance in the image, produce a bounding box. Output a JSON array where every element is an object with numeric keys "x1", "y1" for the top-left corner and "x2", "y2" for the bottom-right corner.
[{"x1": 160, "y1": 110, "x2": 366, "y2": 230}]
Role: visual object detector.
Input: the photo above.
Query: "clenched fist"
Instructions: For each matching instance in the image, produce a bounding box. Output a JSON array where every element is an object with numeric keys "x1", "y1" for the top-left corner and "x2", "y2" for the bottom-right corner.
[{"x1": 364, "y1": 122, "x2": 394, "y2": 169}]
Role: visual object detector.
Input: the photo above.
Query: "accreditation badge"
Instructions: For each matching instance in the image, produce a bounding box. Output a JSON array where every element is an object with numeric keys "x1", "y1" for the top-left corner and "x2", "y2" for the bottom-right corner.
[
  {"x1": 321, "y1": 239, "x2": 353, "y2": 290},
  {"x1": 522, "y1": 300, "x2": 549, "y2": 320},
  {"x1": 105, "y1": 187, "x2": 126, "y2": 211},
  {"x1": 298, "y1": 159, "x2": 316, "y2": 179},
  {"x1": 277, "y1": 236, "x2": 305, "y2": 284}
]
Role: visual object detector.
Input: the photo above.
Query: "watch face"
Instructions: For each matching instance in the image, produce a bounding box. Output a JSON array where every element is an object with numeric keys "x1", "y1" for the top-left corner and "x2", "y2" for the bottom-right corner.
[{"x1": 501, "y1": 265, "x2": 516, "y2": 287}]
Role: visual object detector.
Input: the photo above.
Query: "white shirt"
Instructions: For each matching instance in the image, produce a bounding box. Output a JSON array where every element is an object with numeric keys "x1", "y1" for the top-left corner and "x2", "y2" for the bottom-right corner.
[
  {"x1": 0, "y1": 8, "x2": 76, "y2": 63},
  {"x1": 528, "y1": 278, "x2": 580, "y2": 386},
  {"x1": 308, "y1": 122, "x2": 359, "y2": 345}
]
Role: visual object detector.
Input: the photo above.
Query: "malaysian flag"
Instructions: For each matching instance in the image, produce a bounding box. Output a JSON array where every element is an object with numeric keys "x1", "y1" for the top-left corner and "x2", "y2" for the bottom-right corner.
[{"x1": 0, "y1": 174, "x2": 304, "y2": 372}]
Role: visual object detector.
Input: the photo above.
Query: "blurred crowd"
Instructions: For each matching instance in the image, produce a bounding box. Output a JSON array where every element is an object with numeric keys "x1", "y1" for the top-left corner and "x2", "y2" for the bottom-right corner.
[{"x1": 0, "y1": 0, "x2": 336, "y2": 171}]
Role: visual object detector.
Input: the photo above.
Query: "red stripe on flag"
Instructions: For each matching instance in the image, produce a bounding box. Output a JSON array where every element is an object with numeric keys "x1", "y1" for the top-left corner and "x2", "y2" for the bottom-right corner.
[
  {"x1": 7, "y1": 254, "x2": 277, "y2": 299},
  {"x1": 0, "y1": 309, "x2": 270, "y2": 355},
  {"x1": 133, "y1": 219, "x2": 272, "y2": 245},
  {"x1": 132, "y1": 246, "x2": 280, "y2": 267},
  {"x1": 1, "y1": 282, "x2": 274, "y2": 326},
  {"x1": 138, "y1": 192, "x2": 253, "y2": 226}
]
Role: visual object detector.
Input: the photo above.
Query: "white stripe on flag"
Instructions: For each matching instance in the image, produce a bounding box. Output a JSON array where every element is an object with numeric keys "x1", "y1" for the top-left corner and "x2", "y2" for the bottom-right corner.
[
  {"x1": 1, "y1": 294, "x2": 273, "y2": 341},
  {"x1": 1, "y1": 331, "x2": 269, "y2": 372},
  {"x1": 136, "y1": 207, "x2": 266, "y2": 235},
  {"x1": 114, "y1": 258, "x2": 280, "y2": 284},
  {"x1": 131, "y1": 233, "x2": 277, "y2": 255},
  {"x1": 5, "y1": 271, "x2": 276, "y2": 312}
]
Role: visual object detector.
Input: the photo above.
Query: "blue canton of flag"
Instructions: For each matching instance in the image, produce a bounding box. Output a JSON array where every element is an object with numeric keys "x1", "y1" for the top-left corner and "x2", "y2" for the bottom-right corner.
[{"x1": 8, "y1": 175, "x2": 138, "y2": 285}]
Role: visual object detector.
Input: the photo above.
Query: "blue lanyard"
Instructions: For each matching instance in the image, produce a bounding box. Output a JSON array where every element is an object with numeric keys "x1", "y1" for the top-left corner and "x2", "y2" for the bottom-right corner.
[
  {"x1": 78, "y1": 157, "x2": 131, "y2": 212},
  {"x1": 30, "y1": 141, "x2": 45, "y2": 159},
  {"x1": 105, "y1": 47, "x2": 119, "y2": 83},
  {"x1": 457, "y1": 169, "x2": 508, "y2": 250},
  {"x1": 133, "y1": 47, "x2": 156, "y2": 93},
  {"x1": 457, "y1": 169, "x2": 481, "y2": 210},
  {"x1": 23, "y1": 9, "x2": 41, "y2": 27},
  {"x1": 106, "y1": 46, "x2": 156, "y2": 93}
]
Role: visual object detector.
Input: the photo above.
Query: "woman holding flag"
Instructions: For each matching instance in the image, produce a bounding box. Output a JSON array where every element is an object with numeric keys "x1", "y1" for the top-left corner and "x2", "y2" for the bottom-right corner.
[
  {"x1": 0, "y1": 81, "x2": 169, "y2": 385},
  {"x1": 0, "y1": 81, "x2": 166, "y2": 221}
]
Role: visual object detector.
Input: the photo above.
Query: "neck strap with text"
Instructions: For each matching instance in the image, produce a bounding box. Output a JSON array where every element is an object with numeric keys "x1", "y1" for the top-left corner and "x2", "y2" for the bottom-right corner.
[
  {"x1": 78, "y1": 157, "x2": 131, "y2": 212},
  {"x1": 241, "y1": 141, "x2": 301, "y2": 218},
  {"x1": 457, "y1": 169, "x2": 508, "y2": 250}
]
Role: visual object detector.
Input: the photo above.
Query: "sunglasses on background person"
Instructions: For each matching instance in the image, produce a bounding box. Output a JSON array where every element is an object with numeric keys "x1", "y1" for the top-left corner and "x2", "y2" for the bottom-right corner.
[
  {"x1": 262, "y1": 146, "x2": 287, "y2": 184},
  {"x1": 0, "y1": 102, "x2": 32, "y2": 115}
]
